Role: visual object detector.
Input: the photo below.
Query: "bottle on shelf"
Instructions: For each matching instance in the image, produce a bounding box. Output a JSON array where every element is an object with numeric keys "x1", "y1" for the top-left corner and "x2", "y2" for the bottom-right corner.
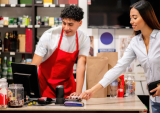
[
  {"x1": 20, "y1": 54, "x2": 26, "y2": 64},
  {"x1": 0, "y1": 58, "x2": 2, "y2": 78},
  {"x1": 4, "y1": 32, "x2": 9, "y2": 52},
  {"x1": 7, "y1": 57, "x2": 13, "y2": 80},
  {"x1": 0, "y1": 32, "x2": 2, "y2": 52},
  {"x1": 12, "y1": 31, "x2": 18, "y2": 52},
  {"x1": 2, "y1": 56, "x2": 8, "y2": 79},
  {"x1": 9, "y1": 32, "x2": 13, "y2": 52},
  {"x1": 15, "y1": 31, "x2": 19, "y2": 52}
]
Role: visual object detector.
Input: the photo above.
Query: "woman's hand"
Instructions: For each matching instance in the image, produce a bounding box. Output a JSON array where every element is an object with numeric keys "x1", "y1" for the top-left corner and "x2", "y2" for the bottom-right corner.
[
  {"x1": 150, "y1": 85, "x2": 160, "y2": 97},
  {"x1": 79, "y1": 89, "x2": 94, "y2": 100}
]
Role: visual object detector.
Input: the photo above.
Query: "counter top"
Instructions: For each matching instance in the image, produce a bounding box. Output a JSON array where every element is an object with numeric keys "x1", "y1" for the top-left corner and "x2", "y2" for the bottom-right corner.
[{"x1": 1, "y1": 96, "x2": 147, "y2": 112}]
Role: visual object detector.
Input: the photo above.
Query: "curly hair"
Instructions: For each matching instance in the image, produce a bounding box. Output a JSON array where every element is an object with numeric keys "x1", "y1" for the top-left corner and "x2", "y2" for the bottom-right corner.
[{"x1": 60, "y1": 5, "x2": 84, "y2": 21}]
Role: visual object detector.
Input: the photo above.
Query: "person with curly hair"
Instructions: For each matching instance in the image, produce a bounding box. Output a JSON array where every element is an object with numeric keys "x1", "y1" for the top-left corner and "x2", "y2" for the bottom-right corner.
[{"x1": 31, "y1": 5, "x2": 90, "y2": 98}]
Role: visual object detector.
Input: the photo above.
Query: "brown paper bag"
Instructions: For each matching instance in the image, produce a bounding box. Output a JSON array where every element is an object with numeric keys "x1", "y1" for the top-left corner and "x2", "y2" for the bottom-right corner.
[
  {"x1": 86, "y1": 57, "x2": 108, "y2": 98},
  {"x1": 97, "y1": 52, "x2": 118, "y2": 96}
]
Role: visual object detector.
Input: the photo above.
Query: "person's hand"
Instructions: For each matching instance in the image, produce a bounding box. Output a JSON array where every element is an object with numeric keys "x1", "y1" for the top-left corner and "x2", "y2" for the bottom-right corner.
[
  {"x1": 67, "y1": 92, "x2": 81, "y2": 99},
  {"x1": 79, "y1": 89, "x2": 94, "y2": 100},
  {"x1": 150, "y1": 85, "x2": 160, "y2": 97}
]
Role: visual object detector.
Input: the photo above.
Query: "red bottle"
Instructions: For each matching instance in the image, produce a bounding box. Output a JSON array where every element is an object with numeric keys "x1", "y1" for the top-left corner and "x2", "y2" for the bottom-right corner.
[
  {"x1": 117, "y1": 75, "x2": 124, "y2": 97},
  {"x1": 25, "y1": 29, "x2": 33, "y2": 53}
]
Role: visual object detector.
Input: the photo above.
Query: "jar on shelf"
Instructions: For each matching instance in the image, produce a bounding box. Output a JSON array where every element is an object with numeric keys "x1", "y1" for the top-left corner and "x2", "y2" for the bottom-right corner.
[
  {"x1": 0, "y1": 78, "x2": 8, "y2": 109},
  {"x1": 8, "y1": 84, "x2": 24, "y2": 107}
]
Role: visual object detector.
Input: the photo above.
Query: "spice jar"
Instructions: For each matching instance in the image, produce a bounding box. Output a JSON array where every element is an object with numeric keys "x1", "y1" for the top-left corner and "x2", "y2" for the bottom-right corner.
[
  {"x1": 0, "y1": 78, "x2": 8, "y2": 109},
  {"x1": 8, "y1": 84, "x2": 24, "y2": 107}
]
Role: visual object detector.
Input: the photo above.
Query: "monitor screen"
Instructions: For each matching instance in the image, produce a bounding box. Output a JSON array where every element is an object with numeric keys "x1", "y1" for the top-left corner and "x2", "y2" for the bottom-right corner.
[
  {"x1": 11, "y1": 63, "x2": 41, "y2": 99},
  {"x1": 88, "y1": 0, "x2": 160, "y2": 28}
]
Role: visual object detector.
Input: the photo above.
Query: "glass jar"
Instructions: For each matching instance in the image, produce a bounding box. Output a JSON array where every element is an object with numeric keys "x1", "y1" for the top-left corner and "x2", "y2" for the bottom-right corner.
[
  {"x1": 110, "y1": 81, "x2": 118, "y2": 98},
  {"x1": 0, "y1": 78, "x2": 8, "y2": 109},
  {"x1": 8, "y1": 84, "x2": 24, "y2": 107}
]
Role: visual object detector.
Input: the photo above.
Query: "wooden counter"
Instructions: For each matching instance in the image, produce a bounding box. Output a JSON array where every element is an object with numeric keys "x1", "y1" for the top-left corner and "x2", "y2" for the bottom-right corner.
[{"x1": 1, "y1": 95, "x2": 147, "y2": 113}]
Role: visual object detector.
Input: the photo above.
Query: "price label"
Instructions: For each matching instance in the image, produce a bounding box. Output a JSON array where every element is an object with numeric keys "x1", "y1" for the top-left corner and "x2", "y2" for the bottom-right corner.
[
  {"x1": 0, "y1": 4, "x2": 5, "y2": 7},
  {"x1": 0, "y1": 25, "x2": 4, "y2": 27},
  {"x1": 20, "y1": 4, "x2": 25, "y2": 7},
  {"x1": 11, "y1": 4, "x2": 16, "y2": 7},
  {"x1": 43, "y1": 4, "x2": 49, "y2": 7},
  {"x1": 8, "y1": 25, "x2": 13, "y2": 28},
  {"x1": 125, "y1": 27, "x2": 130, "y2": 29},
  {"x1": 20, "y1": 25, "x2": 25, "y2": 28},
  {"x1": 10, "y1": 52, "x2": 15, "y2": 55},
  {"x1": 50, "y1": 4, "x2": 55, "y2": 7},
  {"x1": 70, "y1": 4, "x2": 75, "y2": 6},
  {"x1": 60, "y1": 4, "x2": 65, "y2": 7},
  {"x1": 13, "y1": 25, "x2": 18, "y2": 28},
  {"x1": 28, "y1": 25, "x2": 33, "y2": 28},
  {"x1": 35, "y1": 25, "x2": 40, "y2": 28},
  {"x1": 52, "y1": 25, "x2": 56, "y2": 28}
]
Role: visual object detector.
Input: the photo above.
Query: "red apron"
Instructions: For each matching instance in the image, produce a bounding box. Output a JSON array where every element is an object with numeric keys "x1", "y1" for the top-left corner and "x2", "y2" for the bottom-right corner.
[{"x1": 38, "y1": 29, "x2": 79, "y2": 98}]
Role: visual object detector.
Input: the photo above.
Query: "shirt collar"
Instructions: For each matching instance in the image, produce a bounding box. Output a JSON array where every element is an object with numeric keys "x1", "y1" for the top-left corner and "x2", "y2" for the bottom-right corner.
[{"x1": 139, "y1": 29, "x2": 159, "y2": 41}]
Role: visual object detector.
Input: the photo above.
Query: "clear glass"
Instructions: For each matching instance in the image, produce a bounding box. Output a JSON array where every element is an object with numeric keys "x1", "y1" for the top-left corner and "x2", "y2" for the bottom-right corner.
[
  {"x1": 124, "y1": 75, "x2": 129, "y2": 96},
  {"x1": 127, "y1": 76, "x2": 135, "y2": 96},
  {"x1": 0, "y1": 78, "x2": 8, "y2": 109},
  {"x1": 8, "y1": 84, "x2": 24, "y2": 107},
  {"x1": 110, "y1": 81, "x2": 118, "y2": 98}
]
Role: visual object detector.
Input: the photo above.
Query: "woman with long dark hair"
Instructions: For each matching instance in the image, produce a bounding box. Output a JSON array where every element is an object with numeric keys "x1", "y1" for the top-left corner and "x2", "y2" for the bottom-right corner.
[{"x1": 80, "y1": 1, "x2": 160, "y2": 112}]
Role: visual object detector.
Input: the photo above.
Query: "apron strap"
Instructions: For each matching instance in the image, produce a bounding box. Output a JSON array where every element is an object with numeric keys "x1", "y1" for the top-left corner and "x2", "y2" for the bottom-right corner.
[
  {"x1": 58, "y1": 29, "x2": 79, "y2": 51},
  {"x1": 76, "y1": 31, "x2": 79, "y2": 50},
  {"x1": 58, "y1": 29, "x2": 64, "y2": 49}
]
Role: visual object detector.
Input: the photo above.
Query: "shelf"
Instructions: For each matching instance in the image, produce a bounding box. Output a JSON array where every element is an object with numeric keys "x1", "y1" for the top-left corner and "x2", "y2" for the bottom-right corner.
[
  {"x1": 0, "y1": 4, "x2": 32, "y2": 7},
  {"x1": 0, "y1": 52, "x2": 32, "y2": 55},
  {"x1": 35, "y1": 25, "x2": 51, "y2": 28},
  {"x1": 35, "y1": 25, "x2": 62, "y2": 28},
  {"x1": 0, "y1": 25, "x2": 33, "y2": 29},
  {"x1": 34, "y1": 4, "x2": 73, "y2": 7},
  {"x1": 0, "y1": 4, "x2": 77, "y2": 8}
]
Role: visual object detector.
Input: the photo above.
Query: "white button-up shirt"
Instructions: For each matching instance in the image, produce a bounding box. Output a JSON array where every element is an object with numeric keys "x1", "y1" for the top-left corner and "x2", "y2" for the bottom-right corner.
[{"x1": 99, "y1": 29, "x2": 160, "y2": 102}]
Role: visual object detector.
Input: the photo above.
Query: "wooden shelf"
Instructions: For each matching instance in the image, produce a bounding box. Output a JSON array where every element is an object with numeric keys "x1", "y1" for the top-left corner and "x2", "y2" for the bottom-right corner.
[
  {"x1": 0, "y1": 52, "x2": 32, "y2": 55},
  {"x1": 0, "y1": 4, "x2": 32, "y2": 7},
  {"x1": 0, "y1": 25, "x2": 33, "y2": 28},
  {"x1": 34, "y1": 4, "x2": 73, "y2": 7}
]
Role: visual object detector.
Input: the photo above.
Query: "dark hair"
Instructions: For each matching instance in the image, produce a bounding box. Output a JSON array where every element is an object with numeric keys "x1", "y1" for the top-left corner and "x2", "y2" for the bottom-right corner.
[
  {"x1": 130, "y1": 0, "x2": 160, "y2": 35},
  {"x1": 60, "y1": 5, "x2": 84, "y2": 22}
]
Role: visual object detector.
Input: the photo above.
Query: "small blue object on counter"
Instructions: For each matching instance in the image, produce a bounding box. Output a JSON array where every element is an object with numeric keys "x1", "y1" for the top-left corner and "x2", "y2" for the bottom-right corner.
[{"x1": 64, "y1": 101, "x2": 84, "y2": 107}]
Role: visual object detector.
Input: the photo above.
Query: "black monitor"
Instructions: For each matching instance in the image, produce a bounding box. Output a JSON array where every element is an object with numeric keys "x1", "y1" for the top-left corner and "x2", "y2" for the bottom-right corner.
[{"x1": 11, "y1": 63, "x2": 41, "y2": 99}]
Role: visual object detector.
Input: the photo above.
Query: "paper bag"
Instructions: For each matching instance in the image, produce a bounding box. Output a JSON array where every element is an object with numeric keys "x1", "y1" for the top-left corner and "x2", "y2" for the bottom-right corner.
[
  {"x1": 97, "y1": 52, "x2": 118, "y2": 96},
  {"x1": 86, "y1": 57, "x2": 108, "y2": 98}
]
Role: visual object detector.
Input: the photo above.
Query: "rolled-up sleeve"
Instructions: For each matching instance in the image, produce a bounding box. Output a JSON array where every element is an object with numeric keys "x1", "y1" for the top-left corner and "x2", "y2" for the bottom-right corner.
[
  {"x1": 79, "y1": 35, "x2": 90, "y2": 56},
  {"x1": 99, "y1": 39, "x2": 136, "y2": 88},
  {"x1": 35, "y1": 33, "x2": 50, "y2": 57}
]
